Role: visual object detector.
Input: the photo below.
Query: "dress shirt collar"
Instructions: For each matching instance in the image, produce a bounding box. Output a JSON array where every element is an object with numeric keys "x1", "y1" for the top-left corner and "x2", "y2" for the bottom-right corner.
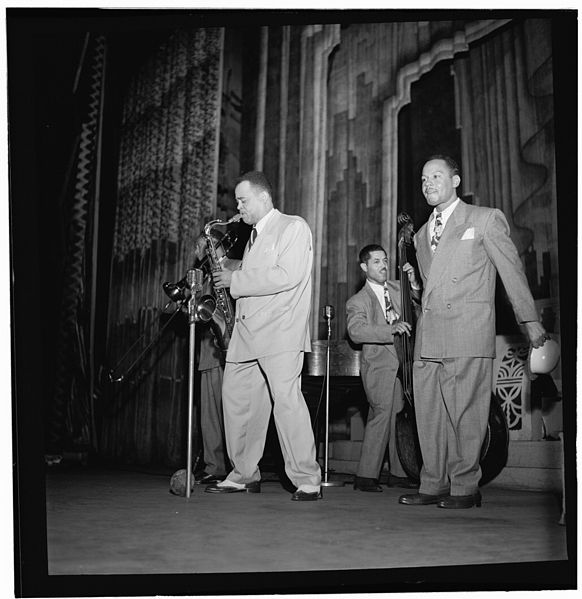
[
  {"x1": 432, "y1": 197, "x2": 460, "y2": 230},
  {"x1": 253, "y1": 208, "x2": 275, "y2": 236},
  {"x1": 367, "y1": 279, "x2": 388, "y2": 308}
]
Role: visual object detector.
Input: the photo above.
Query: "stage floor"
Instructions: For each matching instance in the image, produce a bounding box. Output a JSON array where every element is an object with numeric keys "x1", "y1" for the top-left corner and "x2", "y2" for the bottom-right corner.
[{"x1": 43, "y1": 464, "x2": 572, "y2": 593}]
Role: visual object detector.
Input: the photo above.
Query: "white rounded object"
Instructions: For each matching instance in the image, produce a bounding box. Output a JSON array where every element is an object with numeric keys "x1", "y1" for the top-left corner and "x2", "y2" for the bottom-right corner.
[{"x1": 529, "y1": 338, "x2": 560, "y2": 374}]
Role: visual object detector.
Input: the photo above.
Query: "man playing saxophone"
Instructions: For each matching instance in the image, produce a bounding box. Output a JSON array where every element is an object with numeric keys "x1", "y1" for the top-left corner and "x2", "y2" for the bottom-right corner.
[{"x1": 206, "y1": 171, "x2": 322, "y2": 501}]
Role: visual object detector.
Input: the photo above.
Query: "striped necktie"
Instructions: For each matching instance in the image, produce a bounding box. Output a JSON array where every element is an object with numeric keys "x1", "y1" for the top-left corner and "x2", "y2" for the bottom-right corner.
[
  {"x1": 430, "y1": 212, "x2": 443, "y2": 253},
  {"x1": 384, "y1": 285, "x2": 399, "y2": 324}
]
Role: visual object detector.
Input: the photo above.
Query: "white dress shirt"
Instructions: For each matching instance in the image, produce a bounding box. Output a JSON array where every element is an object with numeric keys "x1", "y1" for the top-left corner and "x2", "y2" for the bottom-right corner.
[
  {"x1": 430, "y1": 197, "x2": 460, "y2": 238},
  {"x1": 367, "y1": 279, "x2": 399, "y2": 323}
]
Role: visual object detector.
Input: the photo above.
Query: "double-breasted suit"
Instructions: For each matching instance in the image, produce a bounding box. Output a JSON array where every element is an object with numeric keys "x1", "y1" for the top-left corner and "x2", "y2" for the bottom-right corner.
[
  {"x1": 221, "y1": 209, "x2": 321, "y2": 492},
  {"x1": 346, "y1": 280, "x2": 407, "y2": 480},
  {"x1": 413, "y1": 199, "x2": 538, "y2": 495}
]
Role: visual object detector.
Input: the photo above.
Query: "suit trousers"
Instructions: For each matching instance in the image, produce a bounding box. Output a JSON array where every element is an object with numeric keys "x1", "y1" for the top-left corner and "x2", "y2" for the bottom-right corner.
[
  {"x1": 222, "y1": 351, "x2": 321, "y2": 492},
  {"x1": 200, "y1": 365, "x2": 227, "y2": 477},
  {"x1": 358, "y1": 375, "x2": 407, "y2": 479},
  {"x1": 413, "y1": 357, "x2": 493, "y2": 496}
]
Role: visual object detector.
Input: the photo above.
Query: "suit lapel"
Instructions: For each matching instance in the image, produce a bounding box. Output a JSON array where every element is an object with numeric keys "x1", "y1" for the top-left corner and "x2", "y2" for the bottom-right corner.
[
  {"x1": 364, "y1": 283, "x2": 384, "y2": 322},
  {"x1": 364, "y1": 280, "x2": 402, "y2": 322},
  {"x1": 422, "y1": 201, "x2": 469, "y2": 300},
  {"x1": 243, "y1": 209, "x2": 281, "y2": 261},
  {"x1": 415, "y1": 222, "x2": 432, "y2": 280}
]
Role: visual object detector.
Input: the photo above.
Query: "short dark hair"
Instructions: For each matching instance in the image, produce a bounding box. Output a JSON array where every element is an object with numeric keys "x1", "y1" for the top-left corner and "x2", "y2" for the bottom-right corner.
[
  {"x1": 235, "y1": 170, "x2": 273, "y2": 199},
  {"x1": 425, "y1": 154, "x2": 460, "y2": 177},
  {"x1": 359, "y1": 244, "x2": 385, "y2": 265}
]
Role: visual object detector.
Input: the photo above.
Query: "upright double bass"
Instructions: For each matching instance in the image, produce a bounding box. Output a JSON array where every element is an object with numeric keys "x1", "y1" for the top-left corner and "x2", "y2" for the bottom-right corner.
[
  {"x1": 393, "y1": 213, "x2": 423, "y2": 481},
  {"x1": 393, "y1": 212, "x2": 509, "y2": 486}
]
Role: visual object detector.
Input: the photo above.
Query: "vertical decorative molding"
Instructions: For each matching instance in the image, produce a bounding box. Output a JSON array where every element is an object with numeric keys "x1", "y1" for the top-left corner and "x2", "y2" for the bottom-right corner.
[
  {"x1": 278, "y1": 26, "x2": 290, "y2": 213},
  {"x1": 381, "y1": 20, "x2": 510, "y2": 254},
  {"x1": 299, "y1": 24, "x2": 341, "y2": 335},
  {"x1": 255, "y1": 26, "x2": 269, "y2": 170}
]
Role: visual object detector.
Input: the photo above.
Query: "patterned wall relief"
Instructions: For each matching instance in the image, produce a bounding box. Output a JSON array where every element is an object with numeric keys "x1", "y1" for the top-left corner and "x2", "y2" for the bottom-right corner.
[{"x1": 494, "y1": 342, "x2": 531, "y2": 437}]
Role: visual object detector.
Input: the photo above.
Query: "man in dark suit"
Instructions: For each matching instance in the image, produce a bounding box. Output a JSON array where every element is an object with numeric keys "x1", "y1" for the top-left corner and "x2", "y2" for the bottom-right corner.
[
  {"x1": 346, "y1": 244, "x2": 419, "y2": 492},
  {"x1": 399, "y1": 155, "x2": 547, "y2": 509}
]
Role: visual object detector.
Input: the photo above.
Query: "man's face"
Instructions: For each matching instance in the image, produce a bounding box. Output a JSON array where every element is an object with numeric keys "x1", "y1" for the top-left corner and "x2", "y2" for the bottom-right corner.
[
  {"x1": 421, "y1": 159, "x2": 460, "y2": 209},
  {"x1": 235, "y1": 181, "x2": 268, "y2": 225},
  {"x1": 361, "y1": 250, "x2": 388, "y2": 285}
]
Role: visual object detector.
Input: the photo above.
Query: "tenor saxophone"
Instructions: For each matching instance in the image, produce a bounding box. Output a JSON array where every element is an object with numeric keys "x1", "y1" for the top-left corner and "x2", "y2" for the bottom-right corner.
[{"x1": 203, "y1": 215, "x2": 240, "y2": 349}]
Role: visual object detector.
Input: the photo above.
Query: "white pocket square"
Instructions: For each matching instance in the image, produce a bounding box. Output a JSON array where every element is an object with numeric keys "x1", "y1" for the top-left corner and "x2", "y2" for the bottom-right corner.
[{"x1": 461, "y1": 227, "x2": 475, "y2": 240}]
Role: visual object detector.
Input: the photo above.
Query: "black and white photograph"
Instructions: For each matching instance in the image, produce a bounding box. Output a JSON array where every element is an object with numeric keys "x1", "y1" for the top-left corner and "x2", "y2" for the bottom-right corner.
[{"x1": 7, "y1": 3, "x2": 577, "y2": 597}]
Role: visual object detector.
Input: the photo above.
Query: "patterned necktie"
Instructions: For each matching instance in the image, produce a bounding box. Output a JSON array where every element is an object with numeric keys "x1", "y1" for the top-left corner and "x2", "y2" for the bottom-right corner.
[
  {"x1": 247, "y1": 226, "x2": 257, "y2": 251},
  {"x1": 384, "y1": 285, "x2": 399, "y2": 324},
  {"x1": 430, "y1": 212, "x2": 443, "y2": 253}
]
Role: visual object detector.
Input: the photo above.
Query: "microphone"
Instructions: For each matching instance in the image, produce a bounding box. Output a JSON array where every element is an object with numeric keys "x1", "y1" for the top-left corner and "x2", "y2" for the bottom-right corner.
[
  {"x1": 162, "y1": 281, "x2": 187, "y2": 302},
  {"x1": 186, "y1": 268, "x2": 204, "y2": 293},
  {"x1": 323, "y1": 305, "x2": 335, "y2": 320}
]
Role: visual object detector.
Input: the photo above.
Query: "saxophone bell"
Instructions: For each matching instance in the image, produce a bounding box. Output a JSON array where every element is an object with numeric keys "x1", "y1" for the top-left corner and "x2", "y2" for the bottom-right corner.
[{"x1": 193, "y1": 294, "x2": 217, "y2": 323}]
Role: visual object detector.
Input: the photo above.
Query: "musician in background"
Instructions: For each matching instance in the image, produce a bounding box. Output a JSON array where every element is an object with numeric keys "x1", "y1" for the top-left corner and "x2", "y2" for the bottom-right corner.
[
  {"x1": 206, "y1": 171, "x2": 322, "y2": 501},
  {"x1": 399, "y1": 155, "x2": 547, "y2": 509},
  {"x1": 346, "y1": 244, "x2": 420, "y2": 492},
  {"x1": 193, "y1": 232, "x2": 241, "y2": 485}
]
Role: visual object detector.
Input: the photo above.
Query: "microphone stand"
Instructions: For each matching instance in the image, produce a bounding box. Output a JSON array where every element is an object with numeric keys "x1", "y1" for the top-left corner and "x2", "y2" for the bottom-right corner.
[
  {"x1": 321, "y1": 305, "x2": 344, "y2": 487},
  {"x1": 185, "y1": 268, "x2": 203, "y2": 499}
]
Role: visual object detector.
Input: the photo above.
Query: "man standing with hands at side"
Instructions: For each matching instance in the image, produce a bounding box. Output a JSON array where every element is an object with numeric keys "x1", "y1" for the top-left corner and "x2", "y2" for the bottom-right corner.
[
  {"x1": 206, "y1": 171, "x2": 322, "y2": 501},
  {"x1": 346, "y1": 244, "x2": 420, "y2": 492},
  {"x1": 399, "y1": 155, "x2": 547, "y2": 509}
]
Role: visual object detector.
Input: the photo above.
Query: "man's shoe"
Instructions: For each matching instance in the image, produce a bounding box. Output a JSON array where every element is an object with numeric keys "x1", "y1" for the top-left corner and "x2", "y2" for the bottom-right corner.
[
  {"x1": 353, "y1": 476, "x2": 383, "y2": 492},
  {"x1": 437, "y1": 492, "x2": 481, "y2": 509},
  {"x1": 205, "y1": 480, "x2": 261, "y2": 494},
  {"x1": 386, "y1": 474, "x2": 419, "y2": 489},
  {"x1": 398, "y1": 492, "x2": 449, "y2": 505},
  {"x1": 194, "y1": 472, "x2": 225, "y2": 485},
  {"x1": 291, "y1": 489, "x2": 322, "y2": 501}
]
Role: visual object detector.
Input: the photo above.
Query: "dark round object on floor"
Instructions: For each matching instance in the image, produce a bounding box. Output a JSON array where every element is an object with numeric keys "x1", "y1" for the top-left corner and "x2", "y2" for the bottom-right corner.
[{"x1": 169, "y1": 469, "x2": 195, "y2": 496}]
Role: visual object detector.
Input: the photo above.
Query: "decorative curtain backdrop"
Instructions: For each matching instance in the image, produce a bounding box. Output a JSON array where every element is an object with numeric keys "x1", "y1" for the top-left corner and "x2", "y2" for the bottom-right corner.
[
  {"x1": 454, "y1": 19, "x2": 558, "y2": 304},
  {"x1": 453, "y1": 19, "x2": 561, "y2": 421},
  {"x1": 102, "y1": 28, "x2": 223, "y2": 466}
]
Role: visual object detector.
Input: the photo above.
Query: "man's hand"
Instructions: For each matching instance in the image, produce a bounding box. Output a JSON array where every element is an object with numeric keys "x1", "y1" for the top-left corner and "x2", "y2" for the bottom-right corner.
[
  {"x1": 523, "y1": 321, "x2": 548, "y2": 348},
  {"x1": 402, "y1": 262, "x2": 420, "y2": 290},
  {"x1": 194, "y1": 236, "x2": 207, "y2": 262},
  {"x1": 212, "y1": 268, "x2": 233, "y2": 289},
  {"x1": 391, "y1": 320, "x2": 412, "y2": 337}
]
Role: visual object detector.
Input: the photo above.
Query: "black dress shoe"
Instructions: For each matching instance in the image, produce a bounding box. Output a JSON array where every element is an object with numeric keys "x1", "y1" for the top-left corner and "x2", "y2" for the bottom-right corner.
[
  {"x1": 386, "y1": 474, "x2": 419, "y2": 489},
  {"x1": 353, "y1": 476, "x2": 383, "y2": 492},
  {"x1": 205, "y1": 481, "x2": 261, "y2": 494},
  {"x1": 398, "y1": 492, "x2": 449, "y2": 505},
  {"x1": 194, "y1": 472, "x2": 225, "y2": 485},
  {"x1": 437, "y1": 492, "x2": 481, "y2": 509},
  {"x1": 291, "y1": 489, "x2": 322, "y2": 501}
]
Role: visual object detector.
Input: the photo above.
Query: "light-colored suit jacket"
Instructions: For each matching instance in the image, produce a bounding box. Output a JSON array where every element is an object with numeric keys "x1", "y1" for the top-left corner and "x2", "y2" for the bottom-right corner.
[
  {"x1": 226, "y1": 209, "x2": 313, "y2": 362},
  {"x1": 346, "y1": 280, "x2": 402, "y2": 397},
  {"x1": 414, "y1": 200, "x2": 538, "y2": 359}
]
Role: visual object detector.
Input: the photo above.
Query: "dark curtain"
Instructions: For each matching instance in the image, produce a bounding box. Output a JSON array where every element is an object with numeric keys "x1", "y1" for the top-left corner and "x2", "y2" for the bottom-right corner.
[{"x1": 101, "y1": 27, "x2": 224, "y2": 467}]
